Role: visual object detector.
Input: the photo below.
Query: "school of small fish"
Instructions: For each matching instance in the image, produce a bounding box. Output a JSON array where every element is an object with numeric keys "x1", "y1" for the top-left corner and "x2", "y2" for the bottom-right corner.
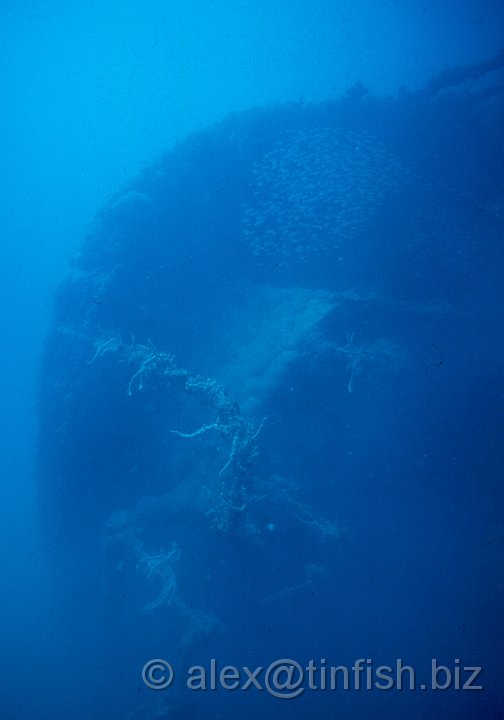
[{"x1": 242, "y1": 127, "x2": 403, "y2": 264}]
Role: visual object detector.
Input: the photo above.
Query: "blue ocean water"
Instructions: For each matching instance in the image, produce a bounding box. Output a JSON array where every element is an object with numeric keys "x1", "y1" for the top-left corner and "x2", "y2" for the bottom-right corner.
[{"x1": 1, "y1": 2, "x2": 503, "y2": 719}]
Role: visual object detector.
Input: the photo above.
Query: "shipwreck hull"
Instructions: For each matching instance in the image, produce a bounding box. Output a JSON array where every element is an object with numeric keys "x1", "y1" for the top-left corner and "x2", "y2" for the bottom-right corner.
[{"x1": 37, "y1": 58, "x2": 504, "y2": 719}]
